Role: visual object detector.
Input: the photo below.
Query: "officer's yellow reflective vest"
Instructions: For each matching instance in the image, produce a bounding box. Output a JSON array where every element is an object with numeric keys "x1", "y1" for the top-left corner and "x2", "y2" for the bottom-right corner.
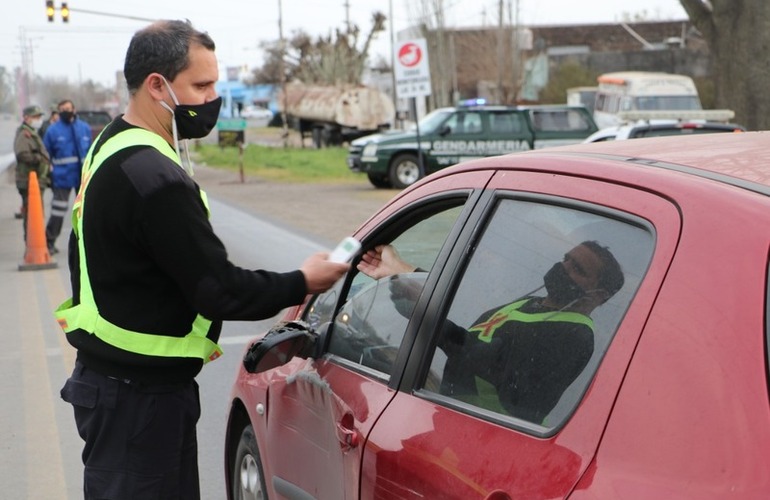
[{"x1": 54, "y1": 128, "x2": 222, "y2": 363}]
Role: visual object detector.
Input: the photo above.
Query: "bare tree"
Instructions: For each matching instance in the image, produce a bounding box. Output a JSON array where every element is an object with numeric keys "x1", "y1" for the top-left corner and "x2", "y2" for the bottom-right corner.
[
  {"x1": 679, "y1": 0, "x2": 770, "y2": 130},
  {"x1": 409, "y1": 0, "x2": 453, "y2": 107},
  {"x1": 248, "y1": 12, "x2": 386, "y2": 86},
  {"x1": 0, "y1": 66, "x2": 15, "y2": 113}
]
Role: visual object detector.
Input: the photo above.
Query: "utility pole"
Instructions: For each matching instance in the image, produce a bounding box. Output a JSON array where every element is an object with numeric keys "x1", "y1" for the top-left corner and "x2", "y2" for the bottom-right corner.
[
  {"x1": 278, "y1": 0, "x2": 289, "y2": 148},
  {"x1": 18, "y1": 27, "x2": 30, "y2": 110},
  {"x1": 496, "y1": 0, "x2": 504, "y2": 104},
  {"x1": 509, "y1": 0, "x2": 520, "y2": 103},
  {"x1": 343, "y1": 0, "x2": 351, "y2": 31},
  {"x1": 389, "y1": 0, "x2": 398, "y2": 126}
]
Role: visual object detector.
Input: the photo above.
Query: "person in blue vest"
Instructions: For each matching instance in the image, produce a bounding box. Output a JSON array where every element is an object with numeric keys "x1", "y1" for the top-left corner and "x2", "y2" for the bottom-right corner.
[
  {"x1": 358, "y1": 240, "x2": 624, "y2": 424},
  {"x1": 43, "y1": 99, "x2": 92, "y2": 255},
  {"x1": 57, "y1": 20, "x2": 349, "y2": 499}
]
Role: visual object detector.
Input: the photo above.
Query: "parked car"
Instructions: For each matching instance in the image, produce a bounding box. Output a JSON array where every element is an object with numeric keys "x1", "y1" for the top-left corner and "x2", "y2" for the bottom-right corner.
[
  {"x1": 240, "y1": 105, "x2": 274, "y2": 121},
  {"x1": 226, "y1": 132, "x2": 770, "y2": 499},
  {"x1": 77, "y1": 110, "x2": 113, "y2": 142},
  {"x1": 584, "y1": 118, "x2": 745, "y2": 142},
  {"x1": 348, "y1": 103, "x2": 598, "y2": 189}
]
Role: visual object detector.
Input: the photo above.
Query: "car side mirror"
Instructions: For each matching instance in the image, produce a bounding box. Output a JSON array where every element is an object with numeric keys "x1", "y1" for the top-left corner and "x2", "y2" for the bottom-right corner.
[
  {"x1": 439, "y1": 124, "x2": 452, "y2": 136},
  {"x1": 243, "y1": 320, "x2": 317, "y2": 373}
]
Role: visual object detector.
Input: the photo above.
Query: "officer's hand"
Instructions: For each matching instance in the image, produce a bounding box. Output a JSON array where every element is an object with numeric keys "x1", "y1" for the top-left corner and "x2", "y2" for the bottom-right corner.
[{"x1": 300, "y1": 252, "x2": 350, "y2": 294}]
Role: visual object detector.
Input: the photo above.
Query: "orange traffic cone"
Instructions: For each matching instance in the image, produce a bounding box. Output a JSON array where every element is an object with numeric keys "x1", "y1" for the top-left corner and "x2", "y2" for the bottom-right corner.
[{"x1": 18, "y1": 171, "x2": 58, "y2": 271}]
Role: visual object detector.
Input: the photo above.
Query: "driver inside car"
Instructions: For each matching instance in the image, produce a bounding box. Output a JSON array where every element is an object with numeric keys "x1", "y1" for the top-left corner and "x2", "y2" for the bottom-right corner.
[{"x1": 357, "y1": 241, "x2": 625, "y2": 423}]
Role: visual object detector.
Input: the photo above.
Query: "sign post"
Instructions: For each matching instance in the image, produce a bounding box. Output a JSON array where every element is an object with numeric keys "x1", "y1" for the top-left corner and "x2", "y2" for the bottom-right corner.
[
  {"x1": 216, "y1": 118, "x2": 247, "y2": 183},
  {"x1": 394, "y1": 38, "x2": 432, "y2": 179}
]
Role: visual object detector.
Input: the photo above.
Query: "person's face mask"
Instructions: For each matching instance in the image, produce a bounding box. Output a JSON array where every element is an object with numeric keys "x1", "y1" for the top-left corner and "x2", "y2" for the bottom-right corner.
[
  {"x1": 543, "y1": 262, "x2": 586, "y2": 304},
  {"x1": 59, "y1": 111, "x2": 75, "y2": 123},
  {"x1": 29, "y1": 117, "x2": 43, "y2": 129},
  {"x1": 160, "y1": 77, "x2": 221, "y2": 140}
]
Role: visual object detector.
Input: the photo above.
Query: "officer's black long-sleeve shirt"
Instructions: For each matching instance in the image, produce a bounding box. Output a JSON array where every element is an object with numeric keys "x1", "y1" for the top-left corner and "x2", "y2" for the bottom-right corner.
[{"x1": 66, "y1": 118, "x2": 307, "y2": 385}]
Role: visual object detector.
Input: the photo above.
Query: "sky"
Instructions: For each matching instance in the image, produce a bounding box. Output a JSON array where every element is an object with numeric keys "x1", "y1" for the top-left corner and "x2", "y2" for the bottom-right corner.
[{"x1": 2, "y1": 0, "x2": 689, "y2": 88}]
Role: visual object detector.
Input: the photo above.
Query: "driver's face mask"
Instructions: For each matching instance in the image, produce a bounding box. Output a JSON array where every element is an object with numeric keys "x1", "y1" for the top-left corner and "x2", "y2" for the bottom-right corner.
[{"x1": 159, "y1": 76, "x2": 222, "y2": 175}]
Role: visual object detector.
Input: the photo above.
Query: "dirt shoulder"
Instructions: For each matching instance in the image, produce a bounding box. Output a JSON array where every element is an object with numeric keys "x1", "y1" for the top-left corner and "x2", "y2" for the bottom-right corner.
[{"x1": 192, "y1": 164, "x2": 399, "y2": 247}]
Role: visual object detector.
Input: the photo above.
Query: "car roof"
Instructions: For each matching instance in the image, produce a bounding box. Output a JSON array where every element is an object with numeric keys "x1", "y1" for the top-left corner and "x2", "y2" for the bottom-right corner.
[{"x1": 443, "y1": 131, "x2": 770, "y2": 194}]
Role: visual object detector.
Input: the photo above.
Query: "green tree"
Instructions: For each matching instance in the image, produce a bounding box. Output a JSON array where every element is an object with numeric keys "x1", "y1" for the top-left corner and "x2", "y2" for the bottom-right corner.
[{"x1": 679, "y1": 0, "x2": 770, "y2": 130}]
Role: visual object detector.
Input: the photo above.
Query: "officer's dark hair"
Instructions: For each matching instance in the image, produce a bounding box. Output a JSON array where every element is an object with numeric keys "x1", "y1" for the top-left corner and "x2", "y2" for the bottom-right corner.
[
  {"x1": 581, "y1": 240, "x2": 624, "y2": 298},
  {"x1": 123, "y1": 19, "x2": 215, "y2": 95}
]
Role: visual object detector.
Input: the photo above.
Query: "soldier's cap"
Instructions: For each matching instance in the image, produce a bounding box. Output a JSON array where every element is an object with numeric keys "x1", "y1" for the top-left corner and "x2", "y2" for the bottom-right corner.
[{"x1": 23, "y1": 105, "x2": 44, "y2": 117}]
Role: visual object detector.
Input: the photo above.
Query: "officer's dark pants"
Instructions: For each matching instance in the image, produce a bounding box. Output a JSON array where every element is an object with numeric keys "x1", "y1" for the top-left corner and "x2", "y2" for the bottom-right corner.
[
  {"x1": 46, "y1": 186, "x2": 75, "y2": 250},
  {"x1": 18, "y1": 186, "x2": 46, "y2": 243},
  {"x1": 17, "y1": 187, "x2": 29, "y2": 242},
  {"x1": 60, "y1": 361, "x2": 201, "y2": 500}
]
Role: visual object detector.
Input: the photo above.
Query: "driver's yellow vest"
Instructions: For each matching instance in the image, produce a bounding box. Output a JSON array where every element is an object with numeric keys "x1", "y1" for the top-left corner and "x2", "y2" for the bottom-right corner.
[
  {"x1": 54, "y1": 128, "x2": 222, "y2": 363},
  {"x1": 469, "y1": 298, "x2": 594, "y2": 343}
]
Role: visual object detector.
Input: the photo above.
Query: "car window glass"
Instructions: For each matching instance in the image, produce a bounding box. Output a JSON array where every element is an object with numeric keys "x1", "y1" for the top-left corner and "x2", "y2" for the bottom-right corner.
[
  {"x1": 490, "y1": 111, "x2": 523, "y2": 134},
  {"x1": 421, "y1": 198, "x2": 654, "y2": 430},
  {"x1": 531, "y1": 109, "x2": 592, "y2": 132},
  {"x1": 307, "y1": 204, "x2": 465, "y2": 379},
  {"x1": 462, "y1": 113, "x2": 483, "y2": 134}
]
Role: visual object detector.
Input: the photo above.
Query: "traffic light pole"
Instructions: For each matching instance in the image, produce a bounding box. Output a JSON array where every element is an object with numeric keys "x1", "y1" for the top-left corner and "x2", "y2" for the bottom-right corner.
[
  {"x1": 45, "y1": 1, "x2": 155, "y2": 23},
  {"x1": 68, "y1": 8, "x2": 156, "y2": 22}
]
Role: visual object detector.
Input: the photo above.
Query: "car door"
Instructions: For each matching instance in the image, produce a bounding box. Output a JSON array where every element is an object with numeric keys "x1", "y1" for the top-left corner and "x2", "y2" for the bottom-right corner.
[
  {"x1": 260, "y1": 171, "x2": 495, "y2": 499},
  {"x1": 429, "y1": 111, "x2": 486, "y2": 169},
  {"x1": 360, "y1": 165, "x2": 681, "y2": 498}
]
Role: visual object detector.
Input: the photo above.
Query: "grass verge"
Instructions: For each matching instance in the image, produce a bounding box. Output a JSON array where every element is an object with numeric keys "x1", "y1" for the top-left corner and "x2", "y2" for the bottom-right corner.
[{"x1": 194, "y1": 142, "x2": 362, "y2": 184}]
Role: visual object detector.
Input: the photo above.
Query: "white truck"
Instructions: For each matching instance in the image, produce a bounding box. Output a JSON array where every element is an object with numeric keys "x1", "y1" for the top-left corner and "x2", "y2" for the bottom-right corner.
[{"x1": 592, "y1": 71, "x2": 733, "y2": 129}]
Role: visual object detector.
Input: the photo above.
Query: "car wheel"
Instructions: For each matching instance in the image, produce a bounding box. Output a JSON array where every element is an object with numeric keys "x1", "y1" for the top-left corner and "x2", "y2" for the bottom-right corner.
[
  {"x1": 367, "y1": 173, "x2": 392, "y2": 188},
  {"x1": 388, "y1": 153, "x2": 421, "y2": 189},
  {"x1": 232, "y1": 425, "x2": 267, "y2": 500}
]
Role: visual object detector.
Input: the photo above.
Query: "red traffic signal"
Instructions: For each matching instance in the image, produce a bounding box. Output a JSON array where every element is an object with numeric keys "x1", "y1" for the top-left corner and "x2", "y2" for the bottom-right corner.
[
  {"x1": 46, "y1": 0, "x2": 55, "y2": 22},
  {"x1": 61, "y1": 2, "x2": 69, "y2": 22}
]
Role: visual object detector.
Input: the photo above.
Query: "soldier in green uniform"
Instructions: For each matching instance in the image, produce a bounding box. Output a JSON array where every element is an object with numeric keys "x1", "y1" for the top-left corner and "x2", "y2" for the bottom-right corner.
[{"x1": 14, "y1": 105, "x2": 50, "y2": 242}]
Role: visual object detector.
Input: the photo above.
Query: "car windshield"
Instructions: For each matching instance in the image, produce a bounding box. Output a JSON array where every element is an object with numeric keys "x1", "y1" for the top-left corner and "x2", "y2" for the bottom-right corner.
[{"x1": 411, "y1": 109, "x2": 454, "y2": 133}]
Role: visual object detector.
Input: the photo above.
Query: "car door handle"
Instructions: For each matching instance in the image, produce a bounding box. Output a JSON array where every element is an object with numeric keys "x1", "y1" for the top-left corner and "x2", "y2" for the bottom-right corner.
[{"x1": 336, "y1": 415, "x2": 359, "y2": 450}]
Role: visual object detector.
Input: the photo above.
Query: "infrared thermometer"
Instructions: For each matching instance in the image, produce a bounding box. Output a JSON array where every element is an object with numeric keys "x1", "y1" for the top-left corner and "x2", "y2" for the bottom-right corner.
[{"x1": 328, "y1": 237, "x2": 361, "y2": 263}]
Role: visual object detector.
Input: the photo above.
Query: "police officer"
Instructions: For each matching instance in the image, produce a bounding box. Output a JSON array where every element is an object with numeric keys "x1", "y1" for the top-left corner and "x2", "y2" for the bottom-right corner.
[
  {"x1": 57, "y1": 20, "x2": 349, "y2": 499},
  {"x1": 43, "y1": 99, "x2": 92, "y2": 255},
  {"x1": 14, "y1": 105, "x2": 50, "y2": 242}
]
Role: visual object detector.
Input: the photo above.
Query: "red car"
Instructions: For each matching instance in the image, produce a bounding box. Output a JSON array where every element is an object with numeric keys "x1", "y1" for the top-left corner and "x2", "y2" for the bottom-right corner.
[{"x1": 225, "y1": 132, "x2": 770, "y2": 499}]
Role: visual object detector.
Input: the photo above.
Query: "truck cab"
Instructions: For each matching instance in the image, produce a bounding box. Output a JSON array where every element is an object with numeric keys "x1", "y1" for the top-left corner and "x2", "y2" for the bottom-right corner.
[{"x1": 348, "y1": 103, "x2": 597, "y2": 189}]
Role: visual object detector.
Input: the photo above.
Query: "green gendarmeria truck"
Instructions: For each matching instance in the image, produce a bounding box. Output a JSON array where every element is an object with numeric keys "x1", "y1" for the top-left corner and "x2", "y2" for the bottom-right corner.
[{"x1": 347, "y1": 103, "x2": 598, "y2": 189}]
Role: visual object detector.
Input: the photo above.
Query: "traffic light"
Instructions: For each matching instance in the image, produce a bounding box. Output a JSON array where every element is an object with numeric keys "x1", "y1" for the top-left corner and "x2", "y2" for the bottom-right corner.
[
  {"x1": 61, "y1": 2, "x2": 69, "y2": 22},
  {"x1": 46, "y1": 0, "x2": 55, "y2": 22}
]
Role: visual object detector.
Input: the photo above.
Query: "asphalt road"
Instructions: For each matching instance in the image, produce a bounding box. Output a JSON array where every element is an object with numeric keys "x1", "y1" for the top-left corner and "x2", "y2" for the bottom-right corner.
[{"x1": 0, "y1": 118, "x2": 329, "y2": 498}]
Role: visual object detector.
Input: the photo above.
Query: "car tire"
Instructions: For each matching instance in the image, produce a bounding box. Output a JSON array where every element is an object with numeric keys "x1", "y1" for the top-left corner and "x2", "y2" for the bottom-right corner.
[
  {"x1": 367, "y1": 173, "x2": 392, "y2": 189},
  {"x1": 232, "y1": 425, "x2": 268, "y2": 500},
  {"x1": 388, "y1": 153, "x2": 421, "y2": 189}
]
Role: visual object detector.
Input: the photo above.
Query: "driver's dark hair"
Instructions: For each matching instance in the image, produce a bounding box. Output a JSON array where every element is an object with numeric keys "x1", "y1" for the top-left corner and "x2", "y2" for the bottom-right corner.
[
  {"x1": 123, "y1": 19, "x2": 215, "y2": 95},
  {"x1": 581, "y1": 240, "x2": 624, "y2": 298}
]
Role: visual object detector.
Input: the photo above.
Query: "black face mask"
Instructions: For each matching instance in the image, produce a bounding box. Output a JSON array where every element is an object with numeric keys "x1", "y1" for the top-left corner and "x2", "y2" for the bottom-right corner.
[
  {"x1": 59, "y1": 111, "x2": 75, "y2": 123},
  {"x1": 543, "y1": 262, "x2": 586, "y2": 304},
  {"x1": 173, "y1": 97, "x2": 222, "y2": 139}
]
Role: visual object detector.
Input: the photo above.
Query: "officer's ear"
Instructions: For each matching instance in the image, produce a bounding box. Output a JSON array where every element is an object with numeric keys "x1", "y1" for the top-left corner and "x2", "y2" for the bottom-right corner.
[{"x1": 146, "y1": 73, "x2": 167, "y2": 100}]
